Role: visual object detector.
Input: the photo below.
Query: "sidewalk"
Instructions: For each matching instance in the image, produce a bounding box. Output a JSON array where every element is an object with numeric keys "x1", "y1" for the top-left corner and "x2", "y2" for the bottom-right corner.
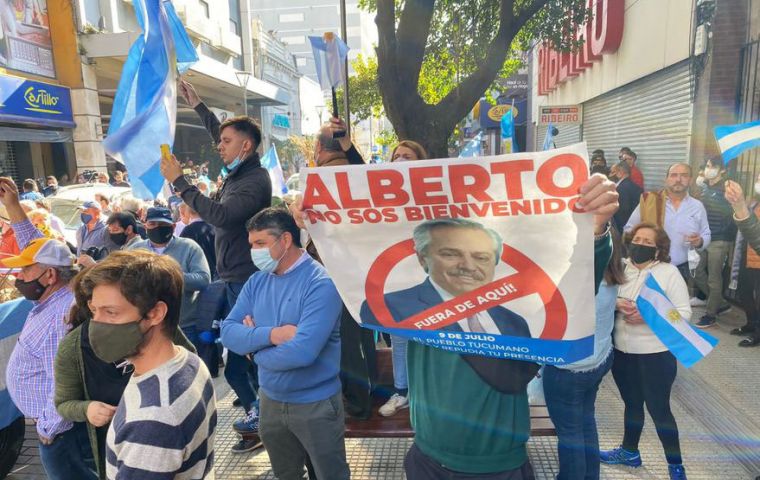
[{"x1": 8, "y1": 306, "x2": 760, "y2": 479}]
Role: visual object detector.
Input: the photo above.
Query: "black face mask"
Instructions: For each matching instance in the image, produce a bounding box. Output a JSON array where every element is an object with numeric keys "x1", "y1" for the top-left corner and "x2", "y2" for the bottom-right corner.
[
  {"x1": 109, "y1": 232, "x2": 128, "y2": 246},
  {"x1": 15, "y1": 271, "x2": 48, "y2": 301},
  {"x1": 629, "y1": 243, "x2": 657, "y2": 264},
  {"x1": 147, "y1": 225, "x2": 174, "y2": 245}
]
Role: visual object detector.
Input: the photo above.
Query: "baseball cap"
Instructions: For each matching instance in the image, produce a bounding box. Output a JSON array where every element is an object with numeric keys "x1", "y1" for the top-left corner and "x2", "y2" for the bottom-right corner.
[
  {"x1": 79, "y1": 200, "x2": 102, "y2": 211},
  {"x1": 145, "y1": 207, "x2": 173, "y2": 224},
  {"x1": 1, "y1": 238, "x2": 75, "y2": 268}
]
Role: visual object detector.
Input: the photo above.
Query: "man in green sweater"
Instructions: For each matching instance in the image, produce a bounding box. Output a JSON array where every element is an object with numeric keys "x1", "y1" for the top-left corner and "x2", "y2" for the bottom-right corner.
[{"x1": 404, "y1": 173, "x2": 619, "y2": 479}]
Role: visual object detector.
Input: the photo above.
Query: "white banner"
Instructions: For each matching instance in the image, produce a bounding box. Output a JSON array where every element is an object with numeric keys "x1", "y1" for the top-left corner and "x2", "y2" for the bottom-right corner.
[{"x1": 300, "y1": 143, "x2": 596, "y2": 365}]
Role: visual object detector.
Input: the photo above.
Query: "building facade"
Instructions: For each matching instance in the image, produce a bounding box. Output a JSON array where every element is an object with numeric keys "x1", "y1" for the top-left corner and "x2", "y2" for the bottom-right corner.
[{"x1": 529, "y1": 0, "x2": 757, "y2": 191}]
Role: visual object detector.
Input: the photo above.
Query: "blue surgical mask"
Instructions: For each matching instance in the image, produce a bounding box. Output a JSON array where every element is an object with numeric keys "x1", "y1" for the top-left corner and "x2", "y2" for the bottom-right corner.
[
  {"x1": 250, "y1": 237, "x2": 286, "y2": 273},
  {"x1": 81, "y1": 213, "x2": 93, "y2": 224},
  {"x1": 222, "y1": 144, "x2": 247, "y2": 176}
]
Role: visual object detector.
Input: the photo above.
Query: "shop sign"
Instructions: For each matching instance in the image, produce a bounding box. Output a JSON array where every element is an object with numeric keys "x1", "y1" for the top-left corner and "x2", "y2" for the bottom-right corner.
[
  {"x1": 0, "y1": 0, "x2": 55, "y2": 78},
  {"x1": 272, "y1": 113, "x2": 290, "y2": 129},
  {"x1": 538, "y1": 105, "x2": 582, "y2": 125},
  {"x1": 0, "y1": 74, "x2": 75, "y2": 128},
  {"x1": 209, "y1": 107, "x2": 235, "y2": 122},
  {"x1": 537, "y1": 0, "x2": 624, "y2": 95},
  {"x1": 479, "y1": 99, "x2": 527, "y2": 129}
]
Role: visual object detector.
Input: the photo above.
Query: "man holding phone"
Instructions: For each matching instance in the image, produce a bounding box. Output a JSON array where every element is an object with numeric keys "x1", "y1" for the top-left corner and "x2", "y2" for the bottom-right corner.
[{"x1": 160, "y1": 79, "x2": 272, "y2": 453}]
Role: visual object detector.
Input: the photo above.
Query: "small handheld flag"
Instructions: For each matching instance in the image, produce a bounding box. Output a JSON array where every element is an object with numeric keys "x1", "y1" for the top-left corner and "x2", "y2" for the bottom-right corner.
[
  {"x1": 458, "y1": 131, "x2": 483, "y2": 158},
  {"x1": 713, "y1": 119, "x2": 760, "y2": 164},
  {"x1": 261, "y1": 146, "x2": 288, "y2": 198},
  {"x1": 501, "y1": 108, "x2": 517, "y2": 154},
  {"x1": 636, "y1": 274, "x2": 718, "y2": 367},
  {"x1": 542, "y1": 123, "x2": 556, "y2": 151},
  {"x1": 309, "y1": 33, "x2": 349, "y2": 137},
  {"x1": 104, "y1": 0, "x2": 198, "y2": 199}
]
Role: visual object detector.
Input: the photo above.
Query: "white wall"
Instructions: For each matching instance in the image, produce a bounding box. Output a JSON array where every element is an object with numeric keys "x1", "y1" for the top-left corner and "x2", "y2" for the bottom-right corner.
[{"x1": 299, "y1": 77, "x2": 326, "y2": 135}]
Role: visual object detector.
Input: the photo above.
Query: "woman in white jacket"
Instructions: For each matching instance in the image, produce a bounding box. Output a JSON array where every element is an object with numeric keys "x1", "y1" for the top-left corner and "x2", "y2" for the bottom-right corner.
[{"x1": 600, "y1": 223, "x2": 691, "y2": 480}]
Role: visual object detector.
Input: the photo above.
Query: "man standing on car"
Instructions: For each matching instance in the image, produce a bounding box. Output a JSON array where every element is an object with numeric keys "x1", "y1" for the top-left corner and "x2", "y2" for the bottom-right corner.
[{"x1": 160, "y1": 79, "x2": 272, "y2": 453}]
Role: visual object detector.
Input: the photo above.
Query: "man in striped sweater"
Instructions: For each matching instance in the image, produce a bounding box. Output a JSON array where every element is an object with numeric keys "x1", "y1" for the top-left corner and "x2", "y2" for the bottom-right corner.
[{"x1": 80, "y1": 250, "x2": 216, "y2": 479}]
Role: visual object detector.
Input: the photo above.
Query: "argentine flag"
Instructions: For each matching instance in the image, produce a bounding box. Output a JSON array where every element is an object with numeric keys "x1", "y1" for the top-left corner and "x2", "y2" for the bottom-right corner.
[
  {"x1": 459, "y1": 131, "x2": 483, "y2": 158},
  {"x1": 713, "y1": 119, "x2": 760, "y2": 164},
  {"x1": 261, "y1": 146, "x2": 288, "y2": 197},
  {"x1": 636, "y1": 274, "x2": 718, "y2": 367},
  {"x1": 501, "y1": 109, "x2": 517, "y2": 153},
  {"x1": 104, "y1": 0, "x2": 198, "y2": 199},
  {"x1": 308, "y1": 33, "x2": 349, "y2": 91}
]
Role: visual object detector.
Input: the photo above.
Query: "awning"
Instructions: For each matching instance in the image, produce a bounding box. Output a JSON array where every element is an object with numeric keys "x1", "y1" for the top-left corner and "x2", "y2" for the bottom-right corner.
[{"x1": 0, "y1": 126, "x2": 73, "y2": 143}]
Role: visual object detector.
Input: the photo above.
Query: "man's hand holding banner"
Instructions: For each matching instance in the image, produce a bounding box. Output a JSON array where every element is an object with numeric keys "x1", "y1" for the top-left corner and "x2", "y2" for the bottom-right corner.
[{"x1": 300, "y1": 143, "x2": 600, "y2": 365}]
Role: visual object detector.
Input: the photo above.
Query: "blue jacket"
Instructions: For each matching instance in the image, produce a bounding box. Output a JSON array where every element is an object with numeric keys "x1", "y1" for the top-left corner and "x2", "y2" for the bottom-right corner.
[
  {"x1": 129, "y1": 237, "x2": 210, "y2": 328},
  {"x1": 360, "y1": 278, "x2": 531, "y2": 337}
]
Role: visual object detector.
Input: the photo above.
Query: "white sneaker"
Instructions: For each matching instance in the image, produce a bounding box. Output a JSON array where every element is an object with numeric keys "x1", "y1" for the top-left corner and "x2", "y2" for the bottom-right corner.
[
  {"x1": 379, "y1": 393, "x2": 409, "y2": 417},
  {"x1": 689, "y1": 297, "x2": 707, "y2": 307}
]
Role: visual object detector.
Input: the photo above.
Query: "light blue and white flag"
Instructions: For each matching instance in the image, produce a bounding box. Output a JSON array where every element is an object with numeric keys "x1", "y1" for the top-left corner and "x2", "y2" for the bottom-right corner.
[
  {"x1": 636, "y1": 274, "x2": 718, "y2": 368},
  {"x1": 104, "y1": 0, "x2": 199, "y2": 199},
  {"x1": 714, "y1": 119, "x2": 760, "y2": 164},
  {"x1": 308, "y1": 33, "x2": 349, "y2": 91},
  {"x1": 261, "y1": 146, "x2": 288, "y2": 197},
  {"x1": 458, "y1": 131, "x2": 483, "y2": 158},
  {"x1": 542, "y1": 122, "x2": 556, "y2": 151},
  {"x1": 501, "y1": 109, "x2": 517, "y2": 153}
]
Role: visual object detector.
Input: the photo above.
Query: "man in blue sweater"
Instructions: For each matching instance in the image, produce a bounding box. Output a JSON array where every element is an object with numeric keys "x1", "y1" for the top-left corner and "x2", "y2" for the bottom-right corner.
[{"x1": 221, "y1": 208, "x2": 350, "y2": 480}]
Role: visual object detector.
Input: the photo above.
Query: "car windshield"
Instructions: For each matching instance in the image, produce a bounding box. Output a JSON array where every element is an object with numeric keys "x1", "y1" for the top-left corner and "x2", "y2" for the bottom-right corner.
[{"x1": 49, "y1": 198, "x2": 85, "y2": 229}]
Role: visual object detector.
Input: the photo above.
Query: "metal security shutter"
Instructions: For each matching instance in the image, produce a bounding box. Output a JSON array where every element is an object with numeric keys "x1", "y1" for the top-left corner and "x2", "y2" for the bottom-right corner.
[
  {"x1": 0, "y1": 142, "x2": 18, "y2": 181},
  {"x1": 535, "y1": 124, "x2": 581, "y2": 150},
  {"x1": 582, "y1": 61, "x2": 693, "y2": 191}
]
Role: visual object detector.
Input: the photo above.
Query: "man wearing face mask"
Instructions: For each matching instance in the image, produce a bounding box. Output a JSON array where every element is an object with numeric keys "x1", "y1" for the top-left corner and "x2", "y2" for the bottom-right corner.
[
  {"x1": 76, "y1": 201, "x2": 117, "y2": 264},
  {"x1": 128, "y1": 207, "x2": 210, "y2": 347},
  {"x1": 105, "y1": 212, "x2": 141, "y2": 250},
  {"x1": 220, "y1": 207, "x2": 349, "y2": 479},
  {"x1": 0, "y1": 177, "x2": 97, "y2": 479},
  {"x1": 166, "y1": 80, "x2": 272, "y2": 452},
  {"x1": 692, "y1": 158, "x2": 736, "y2": 328}
]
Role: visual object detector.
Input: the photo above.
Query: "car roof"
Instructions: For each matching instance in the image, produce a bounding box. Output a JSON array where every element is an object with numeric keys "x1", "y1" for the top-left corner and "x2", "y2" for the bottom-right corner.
[{"x1": 51, "y1": 184, "x2": 131, "y2": 201}]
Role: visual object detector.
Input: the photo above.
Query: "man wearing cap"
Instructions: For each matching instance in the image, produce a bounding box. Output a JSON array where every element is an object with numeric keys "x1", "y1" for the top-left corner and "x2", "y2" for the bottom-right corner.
[
  {"x1": 76, "y1": 200, "x2": 117, "y2": 264},
  {"x1": 0, "y1": 177, "x2": 97, "y2": 479},
  {"x1": 128, "y1": 207, "x2": 211, "y2": 346}
]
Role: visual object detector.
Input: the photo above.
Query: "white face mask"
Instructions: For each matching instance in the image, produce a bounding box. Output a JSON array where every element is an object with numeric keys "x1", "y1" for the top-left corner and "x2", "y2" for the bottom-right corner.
[
  {"x1": 754, "y1": 183, "x2": 760, "y2": 196},
  {"x1": 703, "y1": 167, "x2": 719, "y2": 180},
  {"x1": 695, "y1": 176, "x2": 705, "y2": 187}
]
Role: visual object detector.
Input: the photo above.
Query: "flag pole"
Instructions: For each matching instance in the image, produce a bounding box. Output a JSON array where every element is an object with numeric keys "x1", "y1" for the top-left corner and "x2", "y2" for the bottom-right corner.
[{"x1": 339, "y1": 0, "x2": 351, "y2": 138}]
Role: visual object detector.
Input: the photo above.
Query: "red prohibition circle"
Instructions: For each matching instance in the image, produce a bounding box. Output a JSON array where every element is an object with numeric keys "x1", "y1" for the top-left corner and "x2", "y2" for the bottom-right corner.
[{"x1": 364, "y1": 239, "x2": 568, "y2": 339}]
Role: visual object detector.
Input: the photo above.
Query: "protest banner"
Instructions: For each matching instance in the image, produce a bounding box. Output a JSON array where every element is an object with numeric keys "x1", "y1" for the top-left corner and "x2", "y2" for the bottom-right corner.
[{"x1": 300, "y1": 143, "x2": 596, "y2": 365}]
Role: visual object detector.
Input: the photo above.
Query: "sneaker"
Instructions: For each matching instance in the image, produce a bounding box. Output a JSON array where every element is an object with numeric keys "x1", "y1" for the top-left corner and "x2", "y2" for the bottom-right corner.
[
  {"x1": 689, "y1": 297, "x2": 706, "y2": 307},
  {"x1": 230, "y1": 437, "x2": 262, "y2": 454},
  {"x1": 695, "y1": 315, "x2": 716, "y2": 329},
  {"x1": 738, "y1": 335, "x2": 760, "y2": 347},
  {"x1": 599, "y1": 446, "x2": 642, "y2": 467},
  {"x1": 378, "y1": 393, "x2": 409, "y2": 417},
  {"x1": 668, "y1": 463, "x2": 688, "y2": 480},
  {"x1": 233, "y1": 407, "x2": 259, "y2": 434},
  {"x1": 731, "y1": 325, "x2": 756, "y2": 336}
]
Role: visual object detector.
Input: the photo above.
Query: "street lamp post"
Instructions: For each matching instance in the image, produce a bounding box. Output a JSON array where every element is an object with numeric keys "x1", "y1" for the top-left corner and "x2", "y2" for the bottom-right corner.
[{"x1": 235, "y1": 71, "x2": 252, "y2": 117}]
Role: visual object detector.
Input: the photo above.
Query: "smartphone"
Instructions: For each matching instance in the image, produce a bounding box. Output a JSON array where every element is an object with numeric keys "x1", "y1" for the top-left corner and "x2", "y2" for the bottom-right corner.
[{"x1": 160, "y1": 144, "x2": 171, "y2": 161}]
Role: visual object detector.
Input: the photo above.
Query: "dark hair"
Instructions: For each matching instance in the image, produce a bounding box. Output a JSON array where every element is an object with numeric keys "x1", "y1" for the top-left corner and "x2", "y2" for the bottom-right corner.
[
  {"x1": 46, "y1": 176, "x2": 57, "y2": 183},
  {"x1": 69, "y1": 250, "x2": 183, "y2": 335},
  {"x1": 107, "y1": 212, "x2": 137, "y2": 233},
  {"x1": 627, "y1": 222, "x2": 671, "y2": 263},
  {"x1": 592, "y1": 149, "x2": 605, "y2": 157},
  {"x1": 703, "y1": 156, "x2": 724, "y2": 170},
  {"x1": 666, "y1": 162, "x2": 692, "y2": 178},
  {"x1": 246, "y1": 207, "x2": 302, "y2": 248},
  {"x1": 391, "y1": 140, "x2": 429, "y2": 161},
  {"x1": 604, "y1": 227, "x2": 626, "y2": 285},
  {"x1": 23, "y1": 179, "x2": 37, "y2": 192},
  {"x1": 220, "y1": 116, "x2": 262, "y2": 149}
]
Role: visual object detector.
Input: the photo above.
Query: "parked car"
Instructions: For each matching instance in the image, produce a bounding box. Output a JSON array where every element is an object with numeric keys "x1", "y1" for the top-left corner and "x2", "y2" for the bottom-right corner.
[{"x1": 48, "y1": 184, "x2": 131, "y2": 246}]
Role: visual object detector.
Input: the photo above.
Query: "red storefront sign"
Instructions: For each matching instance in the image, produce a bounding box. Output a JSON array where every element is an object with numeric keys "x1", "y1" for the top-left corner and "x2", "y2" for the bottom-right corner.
[{"x1": 537, "y1": 0, "x2": 624, "y2": 95}]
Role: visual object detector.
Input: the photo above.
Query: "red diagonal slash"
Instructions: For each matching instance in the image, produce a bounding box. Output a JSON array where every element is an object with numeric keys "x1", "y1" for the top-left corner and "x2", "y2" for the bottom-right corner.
[{"x1": 364, "y1": 239, "x2": 567, "y2": 339}]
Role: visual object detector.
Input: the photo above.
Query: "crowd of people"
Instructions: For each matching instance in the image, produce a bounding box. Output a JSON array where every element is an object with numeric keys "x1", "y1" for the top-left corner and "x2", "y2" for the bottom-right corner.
[{"x1": 0, "y1": 77, "x2": 757, "y2": 480}]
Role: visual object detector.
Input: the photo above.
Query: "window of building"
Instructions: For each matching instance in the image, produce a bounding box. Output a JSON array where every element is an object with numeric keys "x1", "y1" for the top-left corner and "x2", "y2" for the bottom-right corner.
[
  {"x1": 199, "y1": 0, "x2": 209, "y2": 18},
  {"x1": 279, "y1": 12, "x2": 304, "y2": 23},
  {"x1": 228, "y1": 0, "x2": 241, "y2": 35},
  {"x1": 281, "y1": 36, "x2": 306, "y2": 45},
  {"x1": 296, "y1": 58, "x2": 307, "y2": 67}
]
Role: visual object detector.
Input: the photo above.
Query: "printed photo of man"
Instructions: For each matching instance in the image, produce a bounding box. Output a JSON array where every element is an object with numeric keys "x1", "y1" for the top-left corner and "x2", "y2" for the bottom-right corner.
[{"x1": 360, "y1": 218, "x2": 531, "y2": 337}]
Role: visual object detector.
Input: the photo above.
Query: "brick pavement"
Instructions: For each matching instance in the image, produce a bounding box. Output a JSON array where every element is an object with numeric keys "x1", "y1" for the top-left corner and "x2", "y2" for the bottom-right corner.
[{"x1": 7, "y1": 306, "x2": 760, "y2": 479}]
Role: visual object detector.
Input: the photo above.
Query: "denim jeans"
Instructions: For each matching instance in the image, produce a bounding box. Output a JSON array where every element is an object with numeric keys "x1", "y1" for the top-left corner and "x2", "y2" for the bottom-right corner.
[
  {"x1": 38, "y1": 422, "x2": 98, "y2": 480},
  {"x1": 390, "y1": 335, "x2": 408, "y2": 391},
  {"x1": 543, "y1": 351, "x2": 613, "y2": 480},
  {"x1": 223, "y1": 281, "x2": 259, "y2": 412}
]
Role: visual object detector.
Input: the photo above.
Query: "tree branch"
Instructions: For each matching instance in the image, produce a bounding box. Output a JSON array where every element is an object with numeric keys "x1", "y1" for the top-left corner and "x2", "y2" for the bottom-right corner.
[
  {"x1": 433, "y1": 0, "x2": 515, "y2": 129},
  {"x1": 395, "y1": 0, "x2": 435, "y2": 88},
  {"x1": 511, "y1": 0, "x2": 550, "y2": 38}
]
